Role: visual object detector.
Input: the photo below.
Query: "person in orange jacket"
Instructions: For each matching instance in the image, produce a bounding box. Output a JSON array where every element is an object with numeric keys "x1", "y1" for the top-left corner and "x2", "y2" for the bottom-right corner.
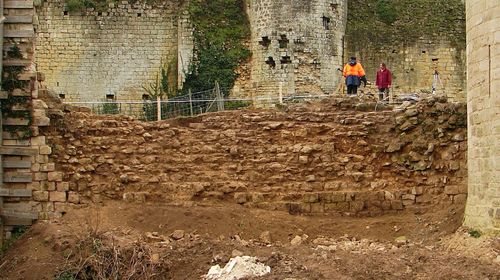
[{"x1": 343, "y1": 56, "x2": 366, "y2": 95}]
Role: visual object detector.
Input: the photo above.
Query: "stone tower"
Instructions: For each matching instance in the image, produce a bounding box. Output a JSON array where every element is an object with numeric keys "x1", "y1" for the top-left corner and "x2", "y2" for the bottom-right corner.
[
  {"x1": 464, "y1": 0, "x2": 499, "y2": 233},
  {"x1": 247, "y1": 0, "x2": 347, "y2": 104}
]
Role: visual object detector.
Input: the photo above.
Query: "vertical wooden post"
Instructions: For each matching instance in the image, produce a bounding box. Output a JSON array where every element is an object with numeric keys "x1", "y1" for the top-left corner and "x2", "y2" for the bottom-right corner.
[
  {"x1": 156, "y1": 96, "x2": 161, "y2": 121},
  {"x1": 188, "y1": 89, "x2": 193, "y2": 116},
  {"x1": 278, "y1": 82, "x2": 283, "y2": 104},
  {"x1": 215, "y1": 81, "x2": 224, "y2": 111}
]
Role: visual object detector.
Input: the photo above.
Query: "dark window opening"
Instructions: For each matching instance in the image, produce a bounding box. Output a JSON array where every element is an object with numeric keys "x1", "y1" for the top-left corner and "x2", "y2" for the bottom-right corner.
[
  {"x1": 97, "y1": 12, "x2": 102, "y2": 16},
  {"x1": 422, "y1": 50, "x2": 427, "y2": 54},
  {"x1": 59, "y1": 94, "x2": 66, "y2": 99},
  {"x1": 106, "y1": 94, "x2": 115, "y2": 101},
  {"x1": 432, "y1": 58, "x2": 439, "y2": 62},
  {"x1": 137, "y1": 13, "x2": 142, "y2": 17},
  {"x1": 281, "y1": 56, "x2": 292, "y2": 64},
  {"x1": 265, "y1": 57, "x2": 276, "y2": 68},
  {"x1": 142, "y1": 94, "x2": 150, "y2": 100},
  {"x1": 330, "y1": 3, "x2": 339, "y2": 12},
  {"x1": 278, "y1": 35, "x2": 289, "y2": 49},
  {"x1": 56, "y1": 82, "x2": 60, "y2": 87},
  {"x1": 63, "y1": 11, "x2": 68, "y2": 16},
  {"x1": 259, "y1": 36, "x2": 271, "y2": 47},
  {"x1": 322, "y1": 16, "x2": 331, "y2": 30}
]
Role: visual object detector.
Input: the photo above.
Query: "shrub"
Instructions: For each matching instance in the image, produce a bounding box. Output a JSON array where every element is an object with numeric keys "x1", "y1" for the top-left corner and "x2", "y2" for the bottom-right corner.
[
  {"x1": 376, "y1": 0, "x2": 398, "y2": 25},
  {"x1": 183, "y1": 0, "x2": 250, "y2": 94}
]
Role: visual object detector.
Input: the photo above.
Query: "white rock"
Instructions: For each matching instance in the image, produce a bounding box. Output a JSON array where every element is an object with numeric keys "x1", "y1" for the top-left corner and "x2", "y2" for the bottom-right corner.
[{"x1": 204, "y1": 256, "x2": 271, "y2": 280}]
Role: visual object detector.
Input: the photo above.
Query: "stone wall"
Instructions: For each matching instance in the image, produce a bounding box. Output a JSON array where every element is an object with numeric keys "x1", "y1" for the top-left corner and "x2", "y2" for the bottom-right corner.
[
  {"x1": 345, "y1": 0, "x2": 466, "y2": 101},
  {"x1": 38, "y1": 97, "x2": 468, "y2": 218},
  {"x1": 464, "y1": 0, "x2": 500, "y2": 233},
  {"x1": 34, "y1": 0, "x2": 185, "y2": 102},
  {"x1": 245, "y1": 0, "x2": 347, "y2": 103},
  {"x1": 346, "y1": 40, "x2": 467, "y2": 100}
]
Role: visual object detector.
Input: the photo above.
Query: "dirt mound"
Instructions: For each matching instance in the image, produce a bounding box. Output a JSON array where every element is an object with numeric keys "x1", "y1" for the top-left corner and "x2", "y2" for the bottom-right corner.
[{"x1": 0, "y1": 201, "x2": 498, "y2": 279}]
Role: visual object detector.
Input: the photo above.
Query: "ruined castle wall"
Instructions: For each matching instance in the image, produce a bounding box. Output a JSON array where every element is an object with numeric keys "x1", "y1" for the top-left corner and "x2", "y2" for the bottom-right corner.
[
  {"x1": 346, "y1": 40, "x2": 467, "y2": 100},
  {"x1": 246, "y1": 0, "x2": 347, "y2": 102},
  {"x1": 464, "y1": 0, "x2": 500, "y2": 233},
  {"x1": 39, "y1": 98, "x2": 467, "y2": 218},
  {"x1": 34, "y1": 0, "x2": 181, "y2": 102}
]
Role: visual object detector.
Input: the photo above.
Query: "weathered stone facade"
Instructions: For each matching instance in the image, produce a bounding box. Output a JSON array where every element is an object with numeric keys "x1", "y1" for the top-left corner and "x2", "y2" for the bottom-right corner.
[
  {"x1": 246, "y1": 0, "x2": 347, "y2": 103},
  {"x1": 464, "y1": 0, "x2": 500, "y2": 233},
  {"x1": 346, "y1": 40, "x2": 467, "y2": 101},
  {"x1": 34, "y1": 0, "x2": 187, "y2": 102}
]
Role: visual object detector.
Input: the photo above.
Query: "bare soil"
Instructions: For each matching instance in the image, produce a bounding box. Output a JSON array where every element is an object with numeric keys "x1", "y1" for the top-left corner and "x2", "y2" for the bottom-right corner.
[{"x1": 0, "y1": 201, "x2": 498, "y2": 280}]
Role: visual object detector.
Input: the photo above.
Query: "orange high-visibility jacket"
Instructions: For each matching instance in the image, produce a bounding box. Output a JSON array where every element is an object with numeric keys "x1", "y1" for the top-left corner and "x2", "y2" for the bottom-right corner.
[{"x1": 343, "y1": 63, "x2": 366, "y2": 77}]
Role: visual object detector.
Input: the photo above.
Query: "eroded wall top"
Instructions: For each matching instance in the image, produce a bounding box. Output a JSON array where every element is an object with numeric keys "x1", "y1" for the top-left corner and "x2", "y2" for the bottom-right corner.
[{"x1": 35, "y1": 0, "x2": 183, "y2": 102}]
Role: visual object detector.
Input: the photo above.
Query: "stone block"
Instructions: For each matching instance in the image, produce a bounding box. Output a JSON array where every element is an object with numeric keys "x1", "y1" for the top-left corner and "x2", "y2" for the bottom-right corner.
[
  {"x1": 48, "y1": 172, "x2": 63, "y2": 182},
  {"x1": 33, "y1": 116, "x2": 51, "y2": 126},
  {"x1": 391, "y1": 201, "x2": 404, "y2": 210},
  {"x1": 33, "y1": 172, "x2": 47, "y2": 181},
  {"x1": 402, "y1": 194, "x2": 416, "y2": 201},
  {"x1": 310, "y1": 202, "x2": 324, "y2": 213},
  {"x1": 303, "y1": 193, "x2": 319, "y2": 203},
  {"x1": 39, "y1": 146, "x2": 52, "y2": 155},
  {"x1": 350, "y1": 201, "x2": 365, "y2": 212},
  {"x1": 41, "y1": 163, "x2": 56, "y2": 172},
  {"x1": 453, "y1": 194, "x2": 467, "y2": 204},
  {"x1": 403, "y1": 199, "x2": 415, "y2": 206},
  {"x1": 412, "y1": 186, "x2": 424, "y2": 195},
  {"x1": 50, "y1": 191, "x2": 67, "y2": 202},
  {"x1": 68, "y1": 192, "x2": 80, "y2": 204},
  {"x1": 234, "y1": 193, "x2": 248, "y2": 204},
  {"x1": 33, "y1": 190, "x2": 49, "y2": 202},
  {"x1": 36, "y1": 155, "x2": 49, "y2": 163},
  {"x1": 57, "y1": 182, "x2": 70, "y2": 191},
  {"x1": 444, "y1": 185, "x2": 460, "y2": 195}
]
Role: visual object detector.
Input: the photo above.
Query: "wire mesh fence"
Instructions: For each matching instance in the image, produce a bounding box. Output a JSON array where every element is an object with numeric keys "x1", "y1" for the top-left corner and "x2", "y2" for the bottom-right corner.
[{"x1": 63, "y1": 85, "x2": 415, "y2": 121}]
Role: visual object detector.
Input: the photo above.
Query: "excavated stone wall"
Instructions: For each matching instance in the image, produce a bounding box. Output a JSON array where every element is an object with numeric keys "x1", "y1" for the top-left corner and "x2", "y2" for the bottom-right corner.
[{"x1": 37, "y1": 97, "x2": 467, "y2": 218}]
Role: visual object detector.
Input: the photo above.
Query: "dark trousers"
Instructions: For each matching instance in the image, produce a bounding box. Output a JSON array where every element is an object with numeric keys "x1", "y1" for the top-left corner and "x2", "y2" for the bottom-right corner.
[
  {"x1": 378, "y1": 88, "x2": 389, "y2": 100},
  {"x1": 347, "y1": 85, "x2": 358, "y2": 95}
]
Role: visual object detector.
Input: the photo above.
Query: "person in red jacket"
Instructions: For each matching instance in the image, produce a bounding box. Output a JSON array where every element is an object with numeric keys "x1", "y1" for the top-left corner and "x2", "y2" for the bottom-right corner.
[{"x1": 376, "y1": 63, "x2": 392, "y2": 101}]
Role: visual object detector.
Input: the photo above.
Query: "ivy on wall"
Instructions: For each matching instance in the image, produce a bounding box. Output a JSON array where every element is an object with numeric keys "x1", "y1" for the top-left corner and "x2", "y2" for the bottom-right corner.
[
  {"x1": 1, "y1": 46, "x2": 33, "y2": 138},
  {"x1": 182, "y1": 0, "x2": 250, "y2": 94},
  {"x1": 347, "y1": 0, "x2": 465, "y2": 50}
]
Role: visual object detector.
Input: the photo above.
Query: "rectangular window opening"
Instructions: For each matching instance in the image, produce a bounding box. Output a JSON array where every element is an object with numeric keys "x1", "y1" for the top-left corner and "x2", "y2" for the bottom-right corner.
[
  {"x1": 281, "y1": 56, "x2": 292, "y2": 64},
  {"x1": 278, "y1": 35, "x2": 289, "y2": 49},
  {"x1": 265, "y1": 57, "x2": 276, "y2": 68},
  {"x1": 259, "y1": 36, "x2": 271, "y2": 47},
  {"x1": 322, "y1": 16, "x2": 331, "y2": 30},
  {"x1": 59, "y1": 94, "x2": 66, "y2": 99}
]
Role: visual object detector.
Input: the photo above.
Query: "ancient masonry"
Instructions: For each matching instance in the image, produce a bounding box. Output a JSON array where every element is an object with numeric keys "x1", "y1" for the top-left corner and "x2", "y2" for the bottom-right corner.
[
  {"x1": 34, "y1": 0, "x2": 192, "y2": 102},
  {"x1": 246, "y1": 0, "x2": 347, "y2": 102},
  {"x1": 0, "y1": 0, "x2": 60, "y2": 238},
  {"x1": 38, "y1": 98, "x2": 468, "y2": 218},
  {"x1": 347, "y1": 40, "x2": 467, "y2": 101},
  {"x1": 464, "y1": 0, "x2": 499, "y2": 233}
]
